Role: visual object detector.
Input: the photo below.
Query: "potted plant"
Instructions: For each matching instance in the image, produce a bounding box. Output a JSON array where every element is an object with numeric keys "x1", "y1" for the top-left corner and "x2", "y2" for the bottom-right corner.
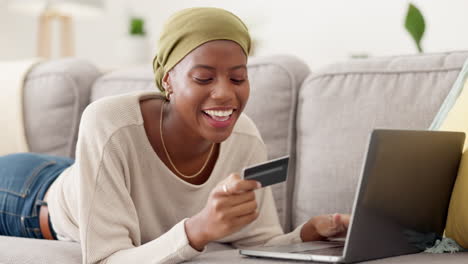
[
  {"x1": 117, "y1": 16, "x2": 149, "y2": 66},
  {"x1": 130, "y1": 17, "x2": 146, "y2": 36}
]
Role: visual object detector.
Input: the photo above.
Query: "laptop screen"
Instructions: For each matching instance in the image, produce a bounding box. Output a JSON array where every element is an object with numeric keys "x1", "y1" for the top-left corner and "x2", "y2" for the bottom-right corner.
[{"x1": 344, "y1": 129, "x2": 464, "y2": 263}]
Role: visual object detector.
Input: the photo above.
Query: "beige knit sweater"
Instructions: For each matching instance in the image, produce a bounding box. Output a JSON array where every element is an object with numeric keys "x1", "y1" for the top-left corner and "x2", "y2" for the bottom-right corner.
[{"x1": 47, "y1": 91, "x2": 304, "y2": 264}]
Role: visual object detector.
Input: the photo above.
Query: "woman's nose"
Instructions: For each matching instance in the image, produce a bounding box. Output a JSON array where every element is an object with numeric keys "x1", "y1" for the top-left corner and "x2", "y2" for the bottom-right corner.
[{"x1": 211, "y1": 79, "x2": 235, "y2": 101}]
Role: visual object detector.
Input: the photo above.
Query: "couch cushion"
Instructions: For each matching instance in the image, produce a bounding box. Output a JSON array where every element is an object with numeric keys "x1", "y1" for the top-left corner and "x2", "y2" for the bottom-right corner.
[
  {"x1": 0, "y1": 236, "x2": 231, "y2": 264},
  {"x1": 1, "y1": 235, "x2": 466, "y2": 264},
  {"x1": 186, "y1": 249, "x2": 468, "y2": 263},
  {"x1": 24, "y1": 58, "x2": 100, "y2": 158},
  {"x1": 0, "y1": 236, "x2": 81, "y2": 264},
  {"x1": 293, "y1": 51, "x2": 468, "y2": 228},
  {"x1": 90, "y1": 55, "x2": 310, "y2": 231}
]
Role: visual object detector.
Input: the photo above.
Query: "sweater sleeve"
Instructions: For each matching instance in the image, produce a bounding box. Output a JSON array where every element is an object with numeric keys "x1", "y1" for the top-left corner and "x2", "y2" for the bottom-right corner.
[
  {"x1": 75, "y1": 104, "x2": 205, "y2": 264},
  {"x1": 218, "y1": 138, "x2": 306, "y2": 248}
]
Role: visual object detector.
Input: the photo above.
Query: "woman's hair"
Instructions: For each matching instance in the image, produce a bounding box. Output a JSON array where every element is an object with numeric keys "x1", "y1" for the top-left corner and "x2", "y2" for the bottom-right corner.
[{"x1": 152, "y1": 7, "x2": 251, "y2": 93}]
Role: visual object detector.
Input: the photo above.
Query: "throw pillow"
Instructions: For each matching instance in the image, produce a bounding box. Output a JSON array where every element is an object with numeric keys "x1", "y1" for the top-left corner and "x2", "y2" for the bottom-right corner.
[{"x1": 441, "y1": 78, "x2": 468, "y2": 248}]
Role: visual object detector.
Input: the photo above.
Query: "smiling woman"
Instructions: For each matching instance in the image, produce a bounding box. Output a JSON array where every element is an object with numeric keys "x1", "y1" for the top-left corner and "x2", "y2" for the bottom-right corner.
[
  {"x1": 161, "y1": 40, "x2": 249, "y2": 143},
  {"x1": 0, "y1": 7, "x2": 349, "y2": 264}
]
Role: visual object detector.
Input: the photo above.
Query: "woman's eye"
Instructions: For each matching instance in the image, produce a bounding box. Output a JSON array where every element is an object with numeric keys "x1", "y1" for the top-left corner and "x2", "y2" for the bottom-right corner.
[
  {"x1": 194, "y1": 77, "x2": 212, "y2": 84},
  {"x1": 231, "y1": 78, "x2": 245, "y2": 84}
]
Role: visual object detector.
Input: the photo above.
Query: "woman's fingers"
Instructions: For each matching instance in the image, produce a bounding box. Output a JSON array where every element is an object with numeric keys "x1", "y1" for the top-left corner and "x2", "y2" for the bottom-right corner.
[
  {"x1": 193, "y1": 173, "x2": 263, "y2": 243},
  {"x1": 339, "y1": 214, "x2": 351, "y2": 227},
  {"x1": 214, "y1": 173, "x2": 239, "y2": 195},
  {"x1": 226, "y1": 191, "x2": 256, "y2": 207},
  {"x1": 216, "y1": 173, "x2": 261, "y2": 196},
  {"x1": 329, "y1": 213, "x2": 350, "y2": 237},
  {"x1": 225, "y1": 199, "x2": 257, "y2": 218},
  {"x1": 227, "y1": 179, "x2": 261, "y2": 194},
  {"x1": 332, "y1": 213, "x2": 342, "y2": 228},
  {"x1": 233, "y1": 210, "x2": 259, "y2": 227},
  {"x1": 332, "y1": 213, "x2": 350, "y2": 229},
  {"x1": 313, "y1": 213, "x2": 349, "y2": 238}
]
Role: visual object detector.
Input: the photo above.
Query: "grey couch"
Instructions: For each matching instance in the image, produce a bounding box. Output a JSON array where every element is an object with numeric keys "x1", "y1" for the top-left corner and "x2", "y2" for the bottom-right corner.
[{"x1": 1, "y1": 51, "x2": 468, "y2": 263}]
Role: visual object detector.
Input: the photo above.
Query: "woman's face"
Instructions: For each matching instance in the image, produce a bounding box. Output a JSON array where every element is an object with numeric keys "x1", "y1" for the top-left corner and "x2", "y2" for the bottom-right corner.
[{"x1": 164, "y1": 40, "x2": 249, "y2": 143}]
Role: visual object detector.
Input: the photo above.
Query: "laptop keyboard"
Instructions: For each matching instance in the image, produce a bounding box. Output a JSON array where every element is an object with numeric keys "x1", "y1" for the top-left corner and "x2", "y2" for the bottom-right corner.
[{"x1": 295, "y1": 246, "x2": 344, "y2": 256}]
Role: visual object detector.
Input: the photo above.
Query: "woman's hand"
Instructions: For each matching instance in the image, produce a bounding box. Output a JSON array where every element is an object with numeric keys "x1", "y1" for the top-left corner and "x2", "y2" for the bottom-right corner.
[
  {"x1": 185, "y1": 173, "x2": 262, "y2": 251},
  {"x1": 300, "y1": 213, "x2": 350, "y2": 242}
]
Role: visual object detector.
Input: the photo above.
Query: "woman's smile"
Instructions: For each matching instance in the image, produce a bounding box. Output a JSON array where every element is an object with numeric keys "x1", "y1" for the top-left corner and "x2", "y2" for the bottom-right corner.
[{"x1": 202, "y1": 107, "x2": 237, "y2": 128}]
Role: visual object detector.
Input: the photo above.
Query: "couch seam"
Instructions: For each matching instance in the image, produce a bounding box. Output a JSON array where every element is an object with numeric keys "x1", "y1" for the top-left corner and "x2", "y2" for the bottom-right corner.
[
  {"x1": 357, "y1": 50, "x2": 468, "y2": 60},
  {"x1": 305, "y1": 67, "x2": 463, "y2": 84},
  {"x1": 24, "y1": 73, "x2": 80, "y2": 158},
  {"x1": 60, "y1": 74, "x2": 80, "y2": 158}
]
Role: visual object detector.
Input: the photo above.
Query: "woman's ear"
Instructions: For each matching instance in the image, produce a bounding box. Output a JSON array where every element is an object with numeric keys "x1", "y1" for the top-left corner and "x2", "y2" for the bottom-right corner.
[
  {"x1": 162, "y1": 72, "x2": 171, "y2": 91},
  {"x1": 161, "y1": 72, "x2": 174, "y2": 101}
]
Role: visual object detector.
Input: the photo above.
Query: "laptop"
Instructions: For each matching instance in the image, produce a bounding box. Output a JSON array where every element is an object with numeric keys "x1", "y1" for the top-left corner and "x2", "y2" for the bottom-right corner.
[{"x1": 239, "y1": 129, "x2": 465, "y2": 263}]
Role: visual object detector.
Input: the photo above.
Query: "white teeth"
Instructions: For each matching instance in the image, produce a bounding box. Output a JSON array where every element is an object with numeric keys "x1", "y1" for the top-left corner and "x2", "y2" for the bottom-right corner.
[{"x1": 203, "y1": 109, "x2": 233, "y2": 117}]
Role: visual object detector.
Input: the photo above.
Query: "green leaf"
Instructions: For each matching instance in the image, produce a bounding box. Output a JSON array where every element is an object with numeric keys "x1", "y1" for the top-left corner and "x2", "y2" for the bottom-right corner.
[
  {"x1": 404, "y1": 3, "x2": 425, "y2": 53},
  {"x1": 130, "y1": 17, "x2": 146, "y2": 36}
]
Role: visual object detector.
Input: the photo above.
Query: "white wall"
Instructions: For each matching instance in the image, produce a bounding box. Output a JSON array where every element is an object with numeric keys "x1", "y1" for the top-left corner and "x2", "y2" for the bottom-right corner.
[{"x1": 1, "y1": 0, "x2": 467, "y2": 70}]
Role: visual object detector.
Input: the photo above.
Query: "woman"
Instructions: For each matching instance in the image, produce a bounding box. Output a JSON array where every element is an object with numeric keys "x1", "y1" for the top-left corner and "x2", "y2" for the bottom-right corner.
[{"x1": 0, "y1": 7, "x2": 349, "y2": 264}]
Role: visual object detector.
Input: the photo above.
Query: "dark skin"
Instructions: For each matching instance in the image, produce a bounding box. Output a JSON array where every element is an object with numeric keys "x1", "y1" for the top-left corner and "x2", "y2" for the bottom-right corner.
[
  {"x1": 140, "y1": 99, "x2": 220, "y2": 185},
  {"x1": 138, "y1": 40, "x2": 350, "y2": 251},
  {"x1": 140, "y1": 40, "x2": 249, "y2": 184}
]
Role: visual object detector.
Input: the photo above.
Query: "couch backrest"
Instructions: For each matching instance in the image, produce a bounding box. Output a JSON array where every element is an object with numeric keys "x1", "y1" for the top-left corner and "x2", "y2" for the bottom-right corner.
[
  {"x1": 24, "y1": 58, "x2": 100, "y2": 158},
  {"x1": 292, "y1": 51, "x2": 468, "y2": 230},
  {"x1": 90, "y1": 55, "x2": 310, "y2": 230}
]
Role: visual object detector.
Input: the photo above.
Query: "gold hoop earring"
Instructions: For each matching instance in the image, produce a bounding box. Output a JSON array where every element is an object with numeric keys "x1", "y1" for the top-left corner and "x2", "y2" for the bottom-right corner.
[{"x1": 165, "y1": 90, "x2": 172, "y2": 101}]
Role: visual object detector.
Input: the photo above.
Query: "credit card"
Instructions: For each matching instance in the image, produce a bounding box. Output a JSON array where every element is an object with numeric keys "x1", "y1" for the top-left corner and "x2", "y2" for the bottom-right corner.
[{"x1": 242, "y1": 155, "x2": 289, "y2": 188}]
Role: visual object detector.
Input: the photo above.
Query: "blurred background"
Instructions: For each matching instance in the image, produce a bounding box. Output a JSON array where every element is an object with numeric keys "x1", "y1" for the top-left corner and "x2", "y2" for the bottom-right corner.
[{"x1": 0, "y1": 0, "x2": 467, "y2": 70}]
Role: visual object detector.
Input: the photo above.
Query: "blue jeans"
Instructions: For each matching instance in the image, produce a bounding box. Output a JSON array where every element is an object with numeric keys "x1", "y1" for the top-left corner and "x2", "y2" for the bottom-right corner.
[{"x1": 0, "y1": 153, "x2": 73, "y2": 239}]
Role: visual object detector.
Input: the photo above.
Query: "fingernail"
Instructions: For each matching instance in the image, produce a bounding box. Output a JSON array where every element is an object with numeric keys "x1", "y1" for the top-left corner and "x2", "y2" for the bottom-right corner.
[{"x1": 256, "y1": 182, "x2": 262, "y2": 188}]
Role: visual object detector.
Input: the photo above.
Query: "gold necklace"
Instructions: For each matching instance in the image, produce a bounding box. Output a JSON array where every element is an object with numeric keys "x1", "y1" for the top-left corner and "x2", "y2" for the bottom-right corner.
[{"x1": 159, "y1": 101, "x2": 215, "y2": 178}]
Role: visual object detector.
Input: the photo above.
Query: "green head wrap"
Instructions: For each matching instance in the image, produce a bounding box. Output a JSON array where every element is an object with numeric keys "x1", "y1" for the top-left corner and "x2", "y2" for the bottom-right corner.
[{"x1": 152, "y1": 7, "x2": 251, "y2": 92}]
